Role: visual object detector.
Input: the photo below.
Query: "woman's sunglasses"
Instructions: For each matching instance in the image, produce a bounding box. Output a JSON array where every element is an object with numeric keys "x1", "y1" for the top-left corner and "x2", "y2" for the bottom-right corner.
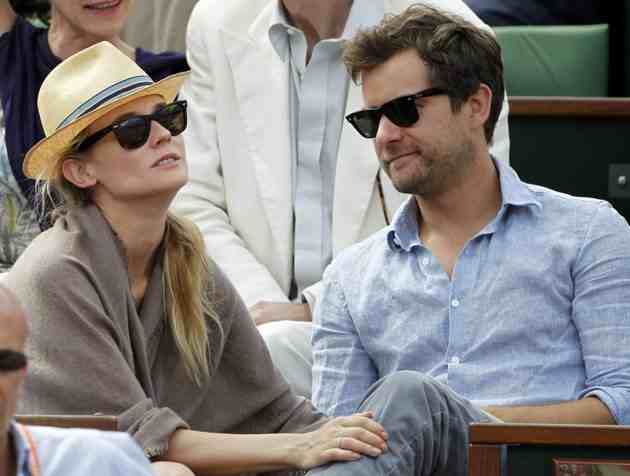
[
  {"x1": 345, "y1": 88, "x2": 449, "y2": 139},
  {"x1": 77, "y1": 100, "x2": 188, "y2": 152},
  {"x1": 0, "y1": 349, "x2": 27, "y2": 372}
]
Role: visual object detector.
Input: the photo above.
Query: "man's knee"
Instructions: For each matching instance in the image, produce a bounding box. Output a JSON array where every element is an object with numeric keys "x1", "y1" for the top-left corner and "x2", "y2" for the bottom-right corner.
[{"x1": 258, "y1": 320, "x2": 312, "y2": 360}]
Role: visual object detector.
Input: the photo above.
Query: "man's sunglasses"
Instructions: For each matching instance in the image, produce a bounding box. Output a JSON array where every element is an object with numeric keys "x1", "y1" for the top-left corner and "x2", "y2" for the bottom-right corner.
[
  {"x1": 77, "y1": 100, "x2": 188, "y2": 152},
  {"x1": 345, "y1": 87, "x2": 449, "y2": 139},
  {"x1": 0, "y1": 349, "x2": 27, "y2": 372}
]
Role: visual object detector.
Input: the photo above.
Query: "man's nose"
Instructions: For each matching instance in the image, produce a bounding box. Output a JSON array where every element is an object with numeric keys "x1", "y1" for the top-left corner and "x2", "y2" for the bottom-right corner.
[{"x1": 376, "y1": 115, "x2": 403, "y2": 145}]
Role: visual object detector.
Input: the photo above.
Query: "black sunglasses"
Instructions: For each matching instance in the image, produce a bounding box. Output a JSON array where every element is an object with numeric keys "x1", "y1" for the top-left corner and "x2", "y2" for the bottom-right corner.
[
  {"x1": 0, "y1": 349, "x2": 27, "y2": 372},
  {"x1": 77, "y1": 100, "x2": 188, "y2": 152},
  {"x1": 346, "y1": 87, "x2": 449, "y2": 139}
]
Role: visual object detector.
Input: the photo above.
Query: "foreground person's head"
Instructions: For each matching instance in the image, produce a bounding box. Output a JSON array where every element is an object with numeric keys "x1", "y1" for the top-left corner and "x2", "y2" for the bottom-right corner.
[{"x1": 0, "y1": 285, "x2": 28, "y2": 438}]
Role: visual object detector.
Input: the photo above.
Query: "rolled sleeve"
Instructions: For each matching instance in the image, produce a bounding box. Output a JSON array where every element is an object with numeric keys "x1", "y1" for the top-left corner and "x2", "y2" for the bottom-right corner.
[
  {"x1": 312, "y1": 266, "x2": 378, "y2": 416},
  {"x1": 573, "y1": 202, "x2": 630, "y2": 424},
  {"x1": 119, "y1": 400, "x2": 190, "y2": 459}
]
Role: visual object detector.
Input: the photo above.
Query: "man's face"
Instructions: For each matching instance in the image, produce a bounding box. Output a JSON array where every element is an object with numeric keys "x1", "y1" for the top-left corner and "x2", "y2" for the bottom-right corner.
[
  {"x1": 361, "y1": 49, "x2": 476, "y2": 197},
  {"x1": 0, "y1": 292, "x2": 28, "y2": 435}
]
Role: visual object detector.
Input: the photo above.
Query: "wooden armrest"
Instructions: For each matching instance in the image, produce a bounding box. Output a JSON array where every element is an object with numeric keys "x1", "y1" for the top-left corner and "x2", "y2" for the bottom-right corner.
[
  {"x1": 15, "y1": 414, "x2": 118, "y2": 431},
  {"x1": 469, "y1": 422, "x2": 630, "y2": 446},
  {"x1": 508, "y1": 96, "x2": 630, "y2": 117}
]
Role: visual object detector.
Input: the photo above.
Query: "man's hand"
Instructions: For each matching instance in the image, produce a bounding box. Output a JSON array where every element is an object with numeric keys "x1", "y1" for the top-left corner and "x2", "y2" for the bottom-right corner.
[{"x1": 249, "y1": 302, "x2": 312, "y2": 326}]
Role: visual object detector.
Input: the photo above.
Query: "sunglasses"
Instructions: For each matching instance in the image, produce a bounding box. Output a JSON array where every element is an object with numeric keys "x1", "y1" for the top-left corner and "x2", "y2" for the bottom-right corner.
[
  {"x1": 0, "y1": 349, "x2": 27, "y2": 372},
  {"x1": 345, "y1": 87, "x2": 449, "y2": 139},
  {"x1": 77, "y1": 100, "x2": 188, "y2": 152}
]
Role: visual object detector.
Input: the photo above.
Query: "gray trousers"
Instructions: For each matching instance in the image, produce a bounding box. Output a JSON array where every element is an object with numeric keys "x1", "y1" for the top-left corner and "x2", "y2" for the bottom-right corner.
[
  {"x1": 261, "y1": 319, "x2": 497, "y2": 475},
  {"x1": 307, "y1": 371, "x2": 496, "y2": 476}
]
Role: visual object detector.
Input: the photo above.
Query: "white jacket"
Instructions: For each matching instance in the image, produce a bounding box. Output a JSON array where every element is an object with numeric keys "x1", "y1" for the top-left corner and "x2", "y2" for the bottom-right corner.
[{"x1": 173, "y1": 0, "x2": 510, "y2": 309}]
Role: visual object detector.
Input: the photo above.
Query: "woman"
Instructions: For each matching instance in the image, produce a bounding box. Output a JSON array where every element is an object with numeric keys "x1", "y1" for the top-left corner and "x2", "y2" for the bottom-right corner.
[
  {"x1": 0, "y1": 0, "x2": 187, "y2": 271},
  {"x1": 7, "y1": 42, "x2": 389, "y2": 476}
]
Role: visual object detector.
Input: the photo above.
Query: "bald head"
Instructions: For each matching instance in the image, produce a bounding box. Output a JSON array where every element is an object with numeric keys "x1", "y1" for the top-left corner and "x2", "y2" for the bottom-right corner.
[{"x1": 0, "y1": 284, "x2": 28, "y2": 351}]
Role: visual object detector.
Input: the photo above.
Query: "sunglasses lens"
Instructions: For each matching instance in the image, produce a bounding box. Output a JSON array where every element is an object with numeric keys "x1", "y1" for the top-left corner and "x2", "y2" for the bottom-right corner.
[
  {"x1": 0, "y1": 349, "x2": 27, "y2": 372},
  {"x1": 348, "y1": 110, "x2": 381, "y2": 139},
  {"x1": 385, "y1": 97, "x2": 419, "y2": 128},
  {"x1": 155, "y1": 102, "x2": 187, "y2": 137},
  {"x1": 114, "y1": 116, "x2": 151, "y2": 150}
]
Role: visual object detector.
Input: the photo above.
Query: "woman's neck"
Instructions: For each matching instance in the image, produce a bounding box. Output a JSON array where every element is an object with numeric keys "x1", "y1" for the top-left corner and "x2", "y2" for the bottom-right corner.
[
  {"x1": 47, "y1": 11, "x2": 132, "y2": 60},
  {"x1": 98, "y1": 200, "x2": 169, "y2": 291}
]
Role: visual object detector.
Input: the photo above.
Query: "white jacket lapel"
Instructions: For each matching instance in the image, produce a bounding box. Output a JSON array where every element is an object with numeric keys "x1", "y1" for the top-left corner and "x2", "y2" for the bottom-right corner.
[{"x1": 223, "y1": 14, "x2": 293, "y2": 263}]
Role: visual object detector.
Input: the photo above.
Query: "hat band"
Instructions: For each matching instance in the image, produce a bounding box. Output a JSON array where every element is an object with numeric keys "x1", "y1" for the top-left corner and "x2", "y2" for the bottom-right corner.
[{"x1": 57, "y1": 75, "x2": 154, "y2": 130}]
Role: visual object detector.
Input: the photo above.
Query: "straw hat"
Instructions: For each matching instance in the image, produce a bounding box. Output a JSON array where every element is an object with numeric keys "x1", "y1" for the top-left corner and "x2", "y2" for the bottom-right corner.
[{"x1": 24, "y1": 41, "x2": 189, "y2": 179}]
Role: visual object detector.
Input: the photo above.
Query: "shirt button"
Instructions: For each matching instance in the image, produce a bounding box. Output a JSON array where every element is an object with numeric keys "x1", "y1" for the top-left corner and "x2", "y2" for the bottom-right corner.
[
  {"x1": 451, "y1": 298, "x2": 460, "y2": 308},
  {"x1": 422, "y1": 257, "x2": 429, "y2": 266},
  {"x1": 450, "y1": 356, "x2": 461, "y2": 365}
]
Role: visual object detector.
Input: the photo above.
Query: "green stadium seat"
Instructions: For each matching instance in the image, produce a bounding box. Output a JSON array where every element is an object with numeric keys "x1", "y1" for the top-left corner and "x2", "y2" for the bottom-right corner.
[{"x1": 495, "y1": 24, "x2": 609, "y2": 97}]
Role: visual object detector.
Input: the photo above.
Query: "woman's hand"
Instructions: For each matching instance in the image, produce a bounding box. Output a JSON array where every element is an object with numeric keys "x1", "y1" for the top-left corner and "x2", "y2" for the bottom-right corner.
[{"x1": 291, "y1": 411, "x2": 389, "y2": 470}]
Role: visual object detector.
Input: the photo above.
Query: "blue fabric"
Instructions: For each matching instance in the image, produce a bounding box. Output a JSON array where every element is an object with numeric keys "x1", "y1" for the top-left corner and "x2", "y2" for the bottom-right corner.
[
  {"x1": 10, "y1": 422, "x2": 154, "y2": 475},
  {"x1": 0, "y1": 16, "x2": 188, "y2": 218},
  {"x1": 463, "y1": 0, "x2": 609, "y2": 27},
  {"x1": 312, "y1": 158, "x2": 630, "y2": 423}
]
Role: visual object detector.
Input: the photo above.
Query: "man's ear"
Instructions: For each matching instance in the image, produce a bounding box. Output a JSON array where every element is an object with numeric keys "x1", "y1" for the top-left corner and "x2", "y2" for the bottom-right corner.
[
  {"x1": 466, "y1": 83, "x2": 492, "y2": 131},
  {"x1": 61, "y1": 159, "x2": 97, "y2": 189}
]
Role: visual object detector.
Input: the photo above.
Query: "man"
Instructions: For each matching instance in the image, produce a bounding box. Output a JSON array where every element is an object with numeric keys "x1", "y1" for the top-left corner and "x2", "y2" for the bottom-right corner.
[
  {"x1": 0, "y1": 284, "x2": 158, "y2": 476},
  {"x1": 121, "y1": 0, "x2": 198, "y2": 52},
  {"x1": 173, "y1": 0, "x2": 510, "y2": 397},
  {"x1": 313, "y1": 2, "x2": 630, "y2": 436}
]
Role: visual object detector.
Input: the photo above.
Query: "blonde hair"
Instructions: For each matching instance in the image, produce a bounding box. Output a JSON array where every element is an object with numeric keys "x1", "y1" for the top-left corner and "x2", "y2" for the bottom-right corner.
[{"x1": 37, "y1": 142, "x2": 222, "y2": 385}]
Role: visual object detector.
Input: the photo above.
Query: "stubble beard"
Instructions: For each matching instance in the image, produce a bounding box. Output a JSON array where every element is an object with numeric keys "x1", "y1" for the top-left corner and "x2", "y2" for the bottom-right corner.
[{"x1": 382, "y1": 139, "x2": 476, "y2": 198}]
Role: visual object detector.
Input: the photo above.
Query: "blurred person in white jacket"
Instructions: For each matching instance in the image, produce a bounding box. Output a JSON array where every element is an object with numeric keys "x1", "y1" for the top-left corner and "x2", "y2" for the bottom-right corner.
[{"x1": 173, "y1": 0, "x2": 510, "y2": 398}]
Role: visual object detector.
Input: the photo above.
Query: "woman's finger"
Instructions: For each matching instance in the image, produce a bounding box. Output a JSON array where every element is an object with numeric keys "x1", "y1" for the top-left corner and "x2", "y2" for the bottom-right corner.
[
  {"x1": 339, "y1": 415, "x2": 388, "y2": 438},
  {"x1": 342, "y1": 427, "x2": 388, "y2": 450},
  {"x1": 338, "y1": 435, "x2": 384, "y2": 457}
]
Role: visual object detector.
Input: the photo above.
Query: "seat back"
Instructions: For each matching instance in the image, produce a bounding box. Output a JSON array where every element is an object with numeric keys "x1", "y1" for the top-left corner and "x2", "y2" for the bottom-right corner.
[{"x1": 496, "y1": 24, "x2": 609, "y2": 97}]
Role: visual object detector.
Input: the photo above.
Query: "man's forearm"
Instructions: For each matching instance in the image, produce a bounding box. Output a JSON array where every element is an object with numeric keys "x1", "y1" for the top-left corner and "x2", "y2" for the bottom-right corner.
[{"x1": 483, "y1": 396, "x2": 615, "y2": 425}]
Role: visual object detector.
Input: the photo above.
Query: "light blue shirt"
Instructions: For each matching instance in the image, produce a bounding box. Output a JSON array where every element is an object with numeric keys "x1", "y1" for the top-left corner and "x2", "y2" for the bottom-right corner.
[
  {"x1": 10, "y1": 422, "x2": 153, "y2": 476},
  {"x1": 269, "y1": 1, "x2": 383, "y2": 296},
  {"x1": 312, "y1": 158, "x2": 630, "y2": 422}
]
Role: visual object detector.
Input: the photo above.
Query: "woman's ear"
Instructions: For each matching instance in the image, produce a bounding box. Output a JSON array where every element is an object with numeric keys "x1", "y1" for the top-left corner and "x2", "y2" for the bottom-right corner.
[{"x1": 61, "y1": 158, "x2": 97, "y2": 189}]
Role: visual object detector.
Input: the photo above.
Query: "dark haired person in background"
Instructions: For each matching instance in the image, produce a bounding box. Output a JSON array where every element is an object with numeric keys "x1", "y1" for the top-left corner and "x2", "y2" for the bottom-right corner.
[{"x1": 463, "y1": 0, "x2": 608, "y2": 26}]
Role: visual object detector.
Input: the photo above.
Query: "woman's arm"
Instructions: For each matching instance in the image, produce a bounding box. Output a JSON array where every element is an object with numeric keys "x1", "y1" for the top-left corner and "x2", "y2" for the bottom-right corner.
[
  {"x1": 164, "y1": 412, "x2": 388, "y2": 476},
  {"x1": 0, "y1": 0, "x2": 16, "y2": 35}
]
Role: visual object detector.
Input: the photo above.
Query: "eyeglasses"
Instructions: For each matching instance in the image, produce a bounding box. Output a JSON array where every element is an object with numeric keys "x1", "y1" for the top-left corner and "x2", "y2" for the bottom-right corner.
[
  {"x1": 0, "y1": 349, "x2": 27, "y2": 372},
  {"x1": 345, "y1": 88, "x2": 449, "y2": 139},
  {"x1": 77, "y1": 100, "x2": 188, "y2": 152}
]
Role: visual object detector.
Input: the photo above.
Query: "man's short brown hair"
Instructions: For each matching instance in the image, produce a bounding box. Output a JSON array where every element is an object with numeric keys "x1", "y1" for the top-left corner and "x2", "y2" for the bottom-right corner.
[{"x1": 343, "y1": 3, "x2": 504, "y2": 144}]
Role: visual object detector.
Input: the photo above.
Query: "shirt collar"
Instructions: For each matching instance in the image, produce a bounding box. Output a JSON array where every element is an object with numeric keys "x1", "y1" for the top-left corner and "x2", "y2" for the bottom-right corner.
[
  {"x1": 268, "y1": 0, "x2": 384, "y2": 62},
  {"x1": 9, "y1": 422, "x2": 33, "y2": 476},
  {"x1": 387, "y1": 157, "x2": 542, "y2": 252}
]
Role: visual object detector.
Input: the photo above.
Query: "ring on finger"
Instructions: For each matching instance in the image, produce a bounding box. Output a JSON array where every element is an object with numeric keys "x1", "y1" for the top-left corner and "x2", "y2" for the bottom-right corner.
[{"x1": 337, "y1": 436, "x2": 343, "y2": 449}]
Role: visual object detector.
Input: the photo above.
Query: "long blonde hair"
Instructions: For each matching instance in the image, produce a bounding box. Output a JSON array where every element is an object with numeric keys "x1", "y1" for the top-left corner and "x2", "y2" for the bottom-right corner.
[{"x1": 37, "y1": 141, "x2": 222, "y2": 385}]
